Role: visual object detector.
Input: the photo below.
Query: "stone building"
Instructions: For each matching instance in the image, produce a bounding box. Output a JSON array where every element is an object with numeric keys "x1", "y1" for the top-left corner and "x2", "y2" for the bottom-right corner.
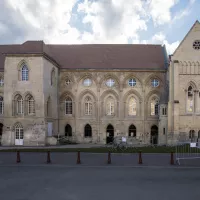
[{"x1": 0, "y1": 20, "x2": 199, "y2": 146}]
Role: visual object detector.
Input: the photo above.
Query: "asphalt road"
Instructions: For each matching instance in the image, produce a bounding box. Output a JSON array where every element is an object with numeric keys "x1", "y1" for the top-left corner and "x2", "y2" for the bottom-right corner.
[
  {"x1": 0, "y1": 152, "x2": 200, "y2": 166},
  {"x1": 0, "y1": 165, "x2": 200, "y2": 200}
]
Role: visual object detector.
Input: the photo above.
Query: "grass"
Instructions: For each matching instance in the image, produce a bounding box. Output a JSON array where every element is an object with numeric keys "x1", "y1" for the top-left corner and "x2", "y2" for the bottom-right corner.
[{"x1": 0, "y1": 144, "x2": 199, "y2": 153}]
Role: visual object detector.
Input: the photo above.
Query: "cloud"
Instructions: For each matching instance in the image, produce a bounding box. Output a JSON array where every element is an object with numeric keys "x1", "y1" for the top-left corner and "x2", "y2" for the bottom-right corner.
[
  {"x1": 146, "y1": 0, "x2": 179, "y2": 26},
  {"x1": 0, "y1": 0, "x2": 196, "y2": 55},
  {"x1": 78, "y1": 0, "x2": 148, "y2": 43},
  {"x1": 0, "y1": 0, "x2": 79, "y2": 44},
  {"x1": 145, "y1": 32, "x2": 180, "y2": 54}
]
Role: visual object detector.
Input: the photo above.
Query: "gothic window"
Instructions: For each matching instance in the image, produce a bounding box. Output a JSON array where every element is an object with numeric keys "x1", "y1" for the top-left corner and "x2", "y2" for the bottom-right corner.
[
  {"x1": 51, "y1": 69, "x2": 56, "y2": 86},
  {"x1": 65, "y1": 97, "x2": 72, "y2": 114},
  {"x1": 15, "y1": 95, "x2": 23, "y2": 114},
  {"x1": 106, "y1": 97, "x2": 114, "y2": 116},
  {"x1": 27, "y1": 95, "x2": 35, "y2": 115},
  {"x1": 85, "y1": 96, "x2": 92, "y2": 115},
  {"x1": 128, "y1": 97, "x2": 137, "y2": 116},
  {"x1": 187, "y1": 86, "x2": 194, "y2": 112},
  {"x1": 151, "y1": 97, "x2": 159, "y2": 116},
  {"x1": 84, "y1": 124, "x2": 92, "y2": 137},
  {"x1": 0, "y1": 96, "x2": 3, "y2": 114},
  {"x1": 21, "y1": 65, "x2": 29, "y2": 81}
]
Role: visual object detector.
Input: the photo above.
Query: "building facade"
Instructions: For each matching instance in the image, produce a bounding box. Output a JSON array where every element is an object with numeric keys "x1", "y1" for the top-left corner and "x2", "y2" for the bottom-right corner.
[{"x1": 0, "y1": 20, "x2": 199, "y2": 146}]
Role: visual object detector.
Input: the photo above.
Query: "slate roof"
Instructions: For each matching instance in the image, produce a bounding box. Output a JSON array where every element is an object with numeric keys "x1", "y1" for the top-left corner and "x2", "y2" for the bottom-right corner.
[{"x1": 0, "y1": 41, "x2": 168, "y2": 70}]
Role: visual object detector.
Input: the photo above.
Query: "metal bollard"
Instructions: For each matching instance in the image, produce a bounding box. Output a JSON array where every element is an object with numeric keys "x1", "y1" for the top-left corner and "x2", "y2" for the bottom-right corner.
[
  {"x1": 47, "y1": 150, "x2": 51, "y2": 164},
  {"x1": 16, "y1": 150, "x2": 21, "y2": 163},
  {"x1": 138, "y1": 151, "x2": 142, "y2": 164},
  {"x1": 77, "y1": 151, "x2": 81, "y2": 164},
  {"x1": 170, "y1": 152, "x2": 174, "y2": 165},
  {"x1": 107, "y1": 151, "x2": 111, "y2": 164}
]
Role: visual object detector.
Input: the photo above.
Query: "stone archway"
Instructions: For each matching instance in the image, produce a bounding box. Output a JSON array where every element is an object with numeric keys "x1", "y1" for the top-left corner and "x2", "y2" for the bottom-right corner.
[
  {"x1": 106, "y1": 124, "x2": 114, "y2": 144},
  {"x1": 129, "y1": 124, "x2": 136, "y2": 137},
  {"x1": 151, "y1": 125, "x2": 158, "y2": 145}
]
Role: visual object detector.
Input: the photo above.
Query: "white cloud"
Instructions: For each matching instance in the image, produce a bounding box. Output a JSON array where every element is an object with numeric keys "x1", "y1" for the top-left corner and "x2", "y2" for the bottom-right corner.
[
  {"x1": 78, "y1": 0, "x2": 148, "y2": 43},
  {"x1": 145, "y1": 32, "x2": 180, "y2": 54},
  {"x1": 6, "y1": 0, "x2": 80, "y2": 43},
  {"x1": 0, "y1": 0, "x2": 194, "y2": 54},
  {"x1": 146, "y1": 0, "x2": 179, "y2": 26}
]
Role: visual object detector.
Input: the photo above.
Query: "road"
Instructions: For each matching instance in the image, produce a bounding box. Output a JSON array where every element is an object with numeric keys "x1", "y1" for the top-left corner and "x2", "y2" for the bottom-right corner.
[
  {"x1": 0, "y1": 165, "x2": 200, "y2": 200},
  {"x1": 0, "y1": 152, "x2": 200, "y2": 166}
]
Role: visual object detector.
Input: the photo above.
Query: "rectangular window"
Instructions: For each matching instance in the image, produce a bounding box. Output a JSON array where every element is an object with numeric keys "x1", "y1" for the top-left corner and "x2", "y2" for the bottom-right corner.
[
  {"x1": 163, "y1": 128, "x2": 165, "y2": 135},
  {"x1": 28, "y1": 100, "x2": 35, "y2": 114},
  {"x1": 66, "y1": 102, "x2": 72, "y2": 114},
  {"x1": 17, "y1": 100, "x2": 23, "y2": 114}
]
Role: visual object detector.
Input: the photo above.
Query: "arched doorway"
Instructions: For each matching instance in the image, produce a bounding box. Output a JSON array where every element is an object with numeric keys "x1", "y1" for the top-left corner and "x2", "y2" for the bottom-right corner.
[
  {"x1": 106, "y1": 124, "x2": 114, "y2": 144},
  {"x1": 129, "y1": 124, "x2": 136, "y2": 137},
  {"x1": 84, "y1": 124, "x2": 92, "y2": 137},
  {"x1": 65, "y1": 124, "x2": 72, "y2": 137},
  {"x1": 151, "y1": 125, "x2": 158, "y2": 145}
]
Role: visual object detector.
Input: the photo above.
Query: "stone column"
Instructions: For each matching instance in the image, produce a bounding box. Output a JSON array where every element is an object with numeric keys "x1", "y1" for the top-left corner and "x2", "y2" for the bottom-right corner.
[{"x1": 173, "y1": 60, "x2": 180, "y2": 137}]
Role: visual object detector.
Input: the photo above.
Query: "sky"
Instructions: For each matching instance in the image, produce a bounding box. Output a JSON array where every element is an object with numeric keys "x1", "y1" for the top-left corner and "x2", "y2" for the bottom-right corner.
[{"x1": 0, "y1": 0, "x2": 199, "y2": 54}]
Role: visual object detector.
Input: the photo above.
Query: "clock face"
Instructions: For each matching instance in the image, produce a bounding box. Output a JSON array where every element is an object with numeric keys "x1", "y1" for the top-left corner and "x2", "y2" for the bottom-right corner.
[{"x1": 193, "y1": 40, "x2": 200, "y2": 50}]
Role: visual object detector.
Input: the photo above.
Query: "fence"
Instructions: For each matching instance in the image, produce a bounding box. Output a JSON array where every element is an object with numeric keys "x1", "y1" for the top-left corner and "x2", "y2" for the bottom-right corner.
[{"x1": 175, "y1": 133, "x2": 200, "y2": 165}]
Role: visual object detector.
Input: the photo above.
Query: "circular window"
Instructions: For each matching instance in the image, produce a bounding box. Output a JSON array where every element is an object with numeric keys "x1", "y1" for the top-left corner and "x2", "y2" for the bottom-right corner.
[
  {"x1": 83, "y1": 78, "x2": 92, "y2": 86},
  {"x1": 106, "y1": 79, "x2": 115, "y2": 87},
  {"x1": 65, "y1": 79, "x2": 71, "y2": 86},
  {"x1": 128, "y1": 78, "x2": 136, "y2": 87},
  {"x1": 151, "y1": 79, "x2": 159, "y2": 87},
  {"x1": 193, "y1": 40, "x2": 200, "y2": 50}
]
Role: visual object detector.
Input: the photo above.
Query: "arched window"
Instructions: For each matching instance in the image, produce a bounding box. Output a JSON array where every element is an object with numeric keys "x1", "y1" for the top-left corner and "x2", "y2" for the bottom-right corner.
[
  {"x1": 106, "y1": 97, "x2": 114, "y2": 116},
  {"x1": 0, "y1": 96, "x2": 3, "y2": 114},
  {"x1": 85, "y1": 96, "x2": 92, "y2": 115},
  {"x1": 84, "y1": 124, "x2": 92, "y2": 137},
  {"x1": 51, "y1": 69, "x2": 55, "y2": 86},
  {"x1": 15, "y1": 123, "x2": 23, "y2": 141},
  {"x1": 151, "y1": 97, "x2": 159, "y2": 116},
  {"x1": 128, "y1": 97, "x2": 137, "y2": 115},
  {"x1": 15, "y1": 95, "x2": 23, "y2": 114},
  {"x1": 65, "y1": 124, "x2": 72, "y2": 137},
  {"x1": 65, "y1": 97, "x2": 72, "y2": 114},
  {"x1": 21, "y1": 64, "x2": 29, "y2": 81},
  {"x1": 27, "y1": 95, "x2": 35, "y2": 115},
  {"x1": 129, "y1": 124, "x2": 136, "y2": 137},
  {"x1": 187, "y1": 86, "x2": 194, "y2": 112}
]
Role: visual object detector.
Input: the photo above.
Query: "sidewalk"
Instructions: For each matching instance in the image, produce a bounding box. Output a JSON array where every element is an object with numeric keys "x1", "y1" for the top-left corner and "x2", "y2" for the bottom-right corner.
[{"x1": 0, "y1": 143, "x2": 106, "y2": 150}]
